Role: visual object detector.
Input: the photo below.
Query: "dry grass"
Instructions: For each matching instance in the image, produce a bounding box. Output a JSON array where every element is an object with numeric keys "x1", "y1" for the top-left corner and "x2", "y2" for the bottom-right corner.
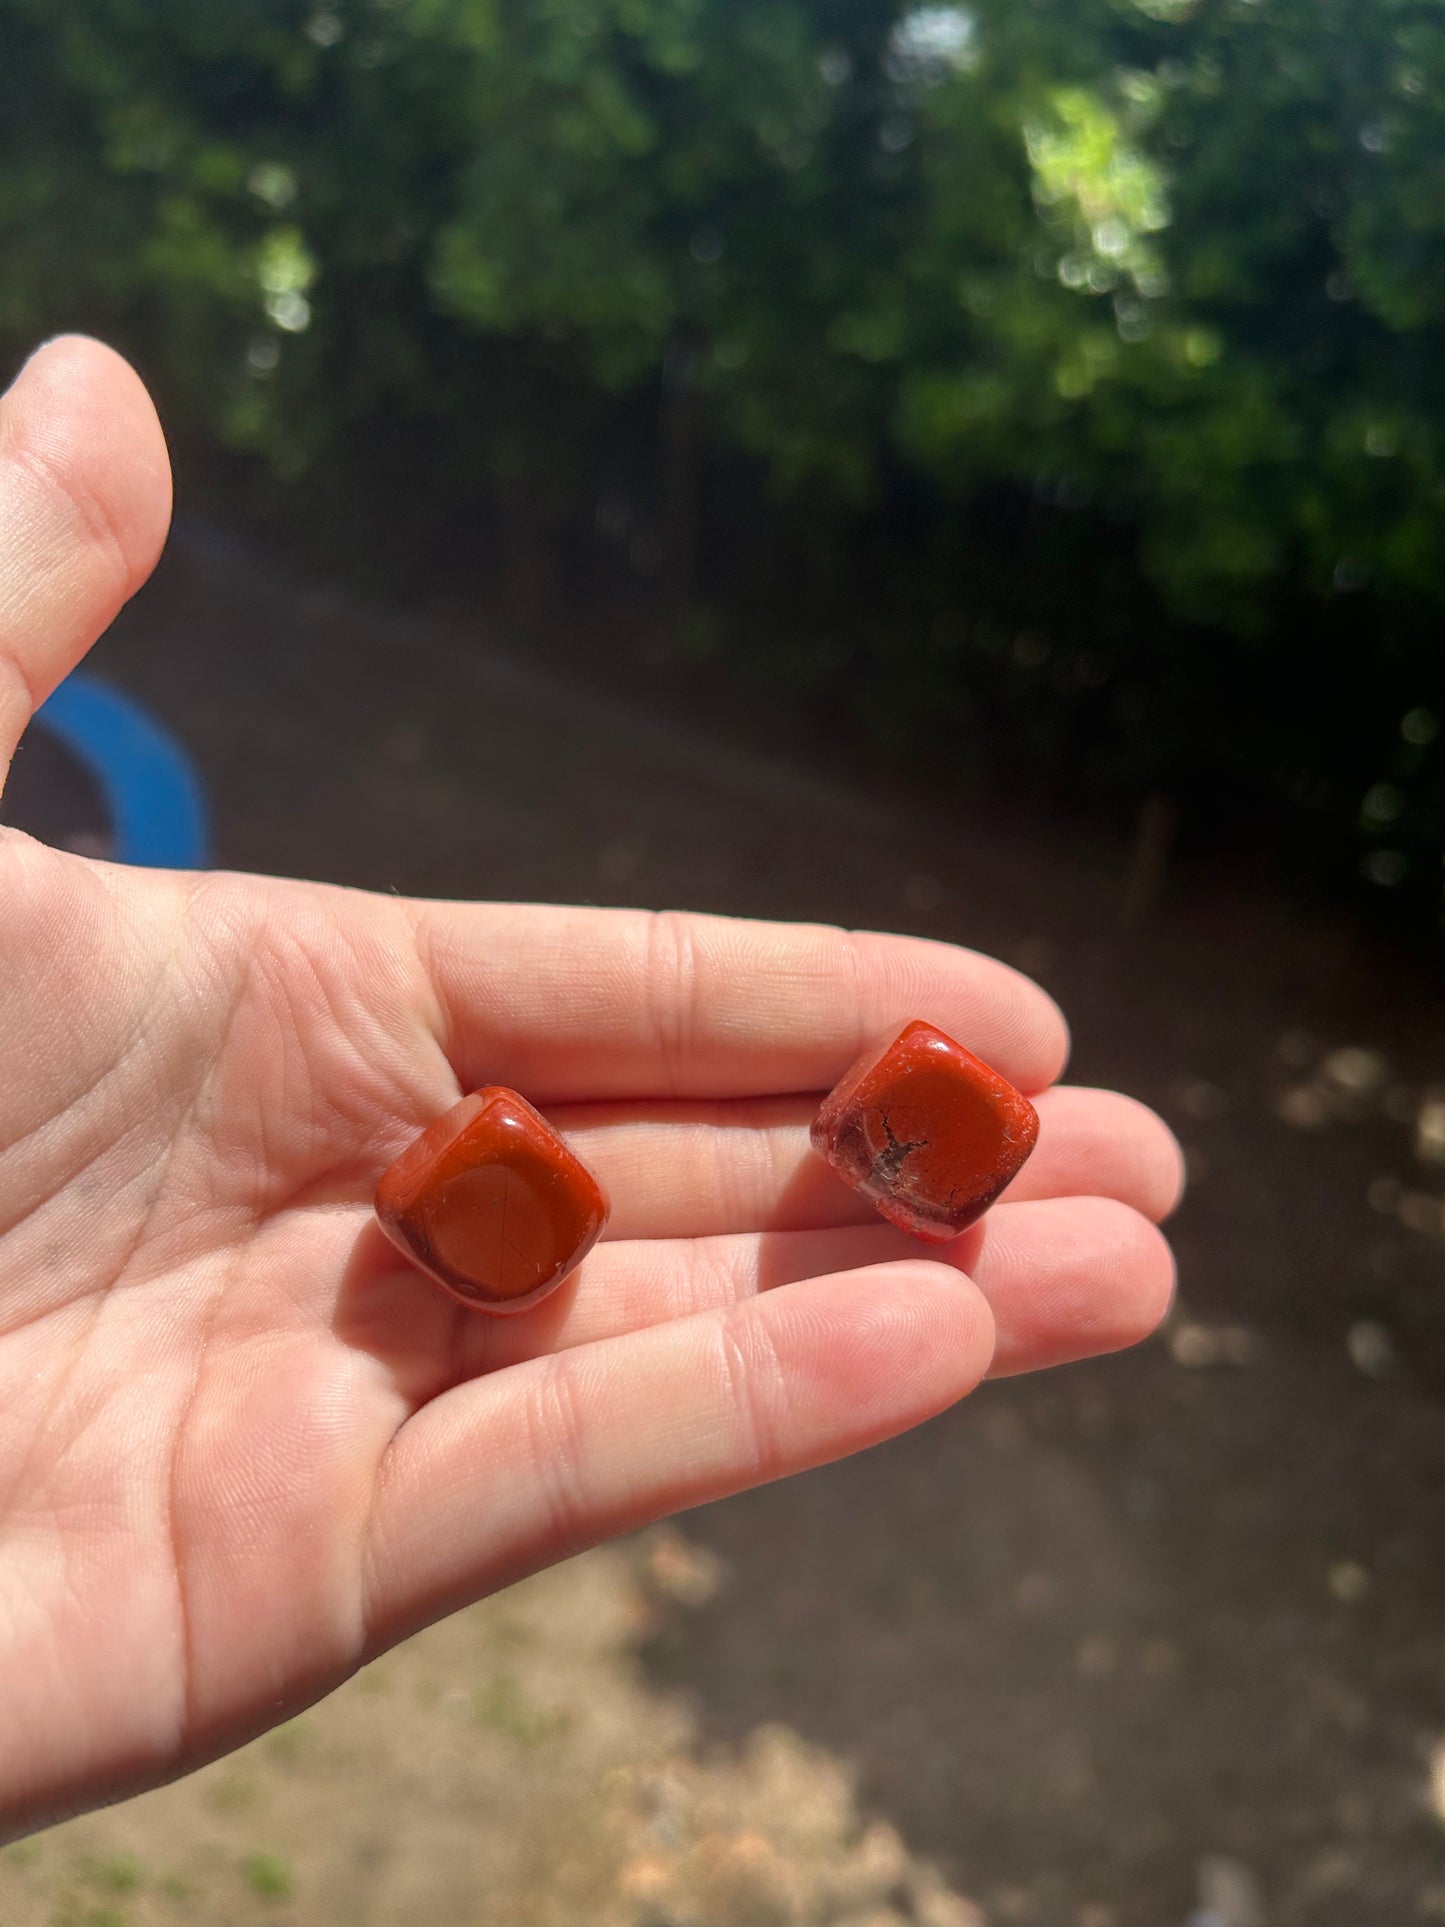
[{"x1": 0, "y1": 1531, "x2": 981, "y2": 1927}]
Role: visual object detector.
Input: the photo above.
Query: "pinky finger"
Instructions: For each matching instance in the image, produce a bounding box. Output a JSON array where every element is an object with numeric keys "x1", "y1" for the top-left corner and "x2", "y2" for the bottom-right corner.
[{"x1": 362, "y1": 1261, "x2": 994, "y2": 1643}]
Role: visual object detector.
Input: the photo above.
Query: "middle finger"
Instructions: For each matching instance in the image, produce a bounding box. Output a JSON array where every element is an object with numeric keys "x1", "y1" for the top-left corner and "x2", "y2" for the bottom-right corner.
[{"x1": 554, "y1": 1085, "x2": 1183, "y2": 1241}]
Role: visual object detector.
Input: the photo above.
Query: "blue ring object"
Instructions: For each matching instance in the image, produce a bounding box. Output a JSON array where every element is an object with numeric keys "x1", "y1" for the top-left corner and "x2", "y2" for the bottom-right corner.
[{"x1": 35, "y1": 672, "x2": 211, "y2": 870}]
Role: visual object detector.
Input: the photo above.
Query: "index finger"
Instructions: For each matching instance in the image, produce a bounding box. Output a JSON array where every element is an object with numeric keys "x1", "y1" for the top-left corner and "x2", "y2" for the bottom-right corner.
[{"x1": 413, "y1": 903, "x2": 1069, "y2": 1102}]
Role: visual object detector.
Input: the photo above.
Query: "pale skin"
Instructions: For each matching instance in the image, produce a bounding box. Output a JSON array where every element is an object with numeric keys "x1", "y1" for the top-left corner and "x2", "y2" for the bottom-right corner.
[{"x1": 0, "y1": 337, "x2": 1182, "y2": 1838}]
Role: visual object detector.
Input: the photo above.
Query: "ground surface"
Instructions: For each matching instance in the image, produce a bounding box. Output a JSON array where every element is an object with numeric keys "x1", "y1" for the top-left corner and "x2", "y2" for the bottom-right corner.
[{"x1": 2, "y1": 530, "x2": 1444, "y2": 1927}]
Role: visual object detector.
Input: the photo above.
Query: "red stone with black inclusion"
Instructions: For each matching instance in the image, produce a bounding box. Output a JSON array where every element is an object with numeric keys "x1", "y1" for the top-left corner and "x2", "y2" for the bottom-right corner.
[
  {"x1": 811, "y1": 1021, "x2": 1039, "y2": 1240},
  {"x1": 375, "y1": 1088, "x2": 608, "y2": 1314}
]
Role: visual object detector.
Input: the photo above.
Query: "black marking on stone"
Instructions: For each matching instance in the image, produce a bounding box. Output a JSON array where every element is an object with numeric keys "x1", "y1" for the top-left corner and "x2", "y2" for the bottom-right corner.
[{"x1": 869, "y1": 1109, "x2": 928, "y2": 1192}]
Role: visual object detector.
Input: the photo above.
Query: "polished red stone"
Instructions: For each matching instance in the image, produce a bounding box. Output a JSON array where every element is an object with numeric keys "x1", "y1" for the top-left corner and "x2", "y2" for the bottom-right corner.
[
  {"x1": 811, "y1": 1020, "x2": 1039, "y2": 1241},
  {"x1": 375, "y1": 1088, "x2": 608, "y2": 1314}
]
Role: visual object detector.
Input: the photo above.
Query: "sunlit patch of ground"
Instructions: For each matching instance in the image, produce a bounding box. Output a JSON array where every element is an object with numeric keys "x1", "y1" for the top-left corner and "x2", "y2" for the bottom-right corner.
[{"x1": 0, "y1": 1531, "x2": 983, "y2": 1927}]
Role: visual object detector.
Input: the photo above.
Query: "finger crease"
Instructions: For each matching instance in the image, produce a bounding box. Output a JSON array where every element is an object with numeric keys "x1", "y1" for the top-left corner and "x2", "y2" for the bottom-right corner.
[{"x1": 524, "y1": 1360, "x2": 597, "y2": 1563}]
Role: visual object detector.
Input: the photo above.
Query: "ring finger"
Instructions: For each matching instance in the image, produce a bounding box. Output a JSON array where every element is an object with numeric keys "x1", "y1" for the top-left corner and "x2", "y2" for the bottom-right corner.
[{"x1": 456, "y1": 1193, "x2": 1175, "y2": 1382}]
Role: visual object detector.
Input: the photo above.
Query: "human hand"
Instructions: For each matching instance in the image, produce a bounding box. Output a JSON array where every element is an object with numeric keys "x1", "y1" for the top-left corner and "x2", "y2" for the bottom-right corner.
[{"x1": 0, "y1": 338, "x2": 1180, "y2": 1836}]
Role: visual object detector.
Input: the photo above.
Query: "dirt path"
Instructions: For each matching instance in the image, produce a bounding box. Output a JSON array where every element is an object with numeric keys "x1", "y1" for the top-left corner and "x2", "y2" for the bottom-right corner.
[{"x1": 3, "y1": 530, "x2": 1444, "y2": 1926}]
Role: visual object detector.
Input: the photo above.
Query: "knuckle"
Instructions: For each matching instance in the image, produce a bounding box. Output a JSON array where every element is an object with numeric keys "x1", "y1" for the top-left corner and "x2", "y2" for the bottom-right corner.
[
  {"x1": 713, "y1": 1309, "x2": 788, "y2": 1483},
  {"x1": 525, "y1": 1360, "x2": 596, "y2": 1561},
  {"x1": 644, "y1": 909, "x2": 702, "y2": 1095}
]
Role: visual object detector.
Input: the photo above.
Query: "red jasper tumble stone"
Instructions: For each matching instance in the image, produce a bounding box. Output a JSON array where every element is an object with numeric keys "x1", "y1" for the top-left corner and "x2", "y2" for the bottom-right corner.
[
  {"x1": 375, "y1": 1088, "x2": 608, "y2": 1314},
  {"x1": 811, "y1": 1020, "x2": 1039, "y2": 1241}
]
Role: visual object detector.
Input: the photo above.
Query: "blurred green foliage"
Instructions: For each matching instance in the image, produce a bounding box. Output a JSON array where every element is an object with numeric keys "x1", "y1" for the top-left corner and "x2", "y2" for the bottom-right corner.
[
  {"x1": 2, "y1": 0, "x2": 1444, "y2": 914},
  {"x1": 243, "y1": 1850, "x2": 294, "y2": 1899}
]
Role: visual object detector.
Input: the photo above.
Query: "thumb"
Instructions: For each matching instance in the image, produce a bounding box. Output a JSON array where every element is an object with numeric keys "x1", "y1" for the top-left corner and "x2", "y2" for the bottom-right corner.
[{"x1": 0, "y1": 337, "x2": 173, "y2": 797}]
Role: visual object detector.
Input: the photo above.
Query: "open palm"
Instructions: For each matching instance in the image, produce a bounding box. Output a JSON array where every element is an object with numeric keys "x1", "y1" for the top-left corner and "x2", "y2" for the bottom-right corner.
[{"x1": 0, "y1": 340, "x2": 1180, "y2": 1837}]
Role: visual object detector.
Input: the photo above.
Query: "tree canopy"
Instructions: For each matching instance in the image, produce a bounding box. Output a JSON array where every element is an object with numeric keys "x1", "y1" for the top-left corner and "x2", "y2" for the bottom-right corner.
[{"x1": 3, "y1": 0, "x2": 1443, "y2": 918}]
